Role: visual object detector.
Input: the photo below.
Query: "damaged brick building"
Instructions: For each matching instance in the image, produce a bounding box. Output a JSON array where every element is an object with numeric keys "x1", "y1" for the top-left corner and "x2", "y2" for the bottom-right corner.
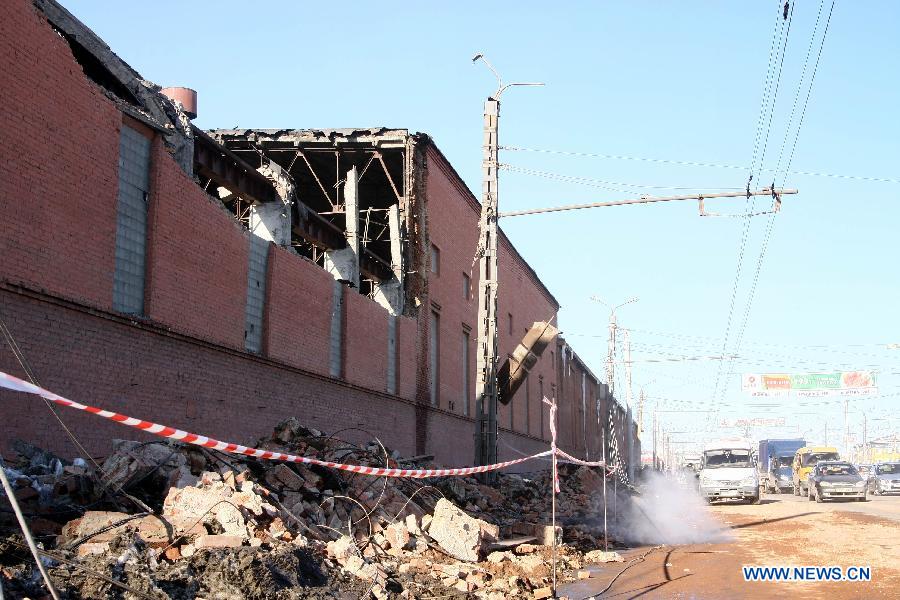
[{"x1": 0, "y1": 0, "x2": 639, "y2": 472}]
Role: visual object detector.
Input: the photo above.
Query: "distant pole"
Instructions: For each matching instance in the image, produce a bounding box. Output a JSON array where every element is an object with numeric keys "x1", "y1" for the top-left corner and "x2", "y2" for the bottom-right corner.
[
  {"x1": 624, "y1": 330, "x2": 633, "y2": 410},
  {"x1": 844, "y1": 398, "x2": 850, "y2": 456},
  {"x1": 602, "y1": 429, "x2": 608, "y2": 551},
  {"x1": 607, "y1": 313, "x2": 617, "y2": 398},
  {"x1": 638, "y1": 387, "x2": 645, "y2": 438},
  {"x1": 625, "y1": 329, "x2": 634, "y2": 481},
  {"x1": 863, "y1": 413, "x2": 868, "y2": 462}
]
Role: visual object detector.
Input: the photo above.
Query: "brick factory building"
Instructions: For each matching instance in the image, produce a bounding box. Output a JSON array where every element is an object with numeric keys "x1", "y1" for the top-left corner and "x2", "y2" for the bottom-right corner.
[{"x1": 0, "y1": 0, "x2": 638, "y2": 472}]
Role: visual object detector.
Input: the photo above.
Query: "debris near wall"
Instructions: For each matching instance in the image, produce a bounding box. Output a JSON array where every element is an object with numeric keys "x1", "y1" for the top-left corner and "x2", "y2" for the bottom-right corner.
[{"x1": 0, "y1": 419, "x2": 628, "y2": 599}]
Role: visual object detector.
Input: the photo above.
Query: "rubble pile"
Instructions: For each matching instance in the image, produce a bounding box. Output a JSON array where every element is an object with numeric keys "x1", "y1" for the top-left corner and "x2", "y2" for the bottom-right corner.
[{"x1": 0, "y1": 419, "x2": 628, "y2": 598}]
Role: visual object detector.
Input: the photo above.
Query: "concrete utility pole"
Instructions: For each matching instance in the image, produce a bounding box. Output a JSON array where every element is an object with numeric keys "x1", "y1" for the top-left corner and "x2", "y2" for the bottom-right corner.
[
  {"x1": 862, "y1": 412, "x2": 868, "y2": 462},
  {"x1": 471, "y1": 54, "x2": 542, "y2": 472},
  {"x1": 624, "y1": 329, "x2": 634, "y2": 481},
  {"x1": 844, "y1": 398, "x2": 850, "y2": 456},
  {"x1": 637, "y1": 387, "x2": 645, "y2": 437},
  {"x1": 591, "y1": 296, "x2": 638, "y2": 400},
  {"x1": 607, "y1": 313, "x2": 616, "y2": 398},
  {"x1": 624, "y1": 329, "x2": 633, "y2": 412}
]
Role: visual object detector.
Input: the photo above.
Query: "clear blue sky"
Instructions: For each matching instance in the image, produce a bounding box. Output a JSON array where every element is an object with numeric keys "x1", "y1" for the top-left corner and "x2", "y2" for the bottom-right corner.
[{"x1": 65, "y1": 1, "x2": 899, "y2": 454}]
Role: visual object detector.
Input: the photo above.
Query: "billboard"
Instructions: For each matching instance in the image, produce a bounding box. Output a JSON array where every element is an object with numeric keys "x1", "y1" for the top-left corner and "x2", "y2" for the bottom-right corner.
[
  {"x1": 742, "y1": 371, "x2": 877, "y2": 398},
  {"x1": 719, "y1": 417, "x2": 786, "y2": 428}
]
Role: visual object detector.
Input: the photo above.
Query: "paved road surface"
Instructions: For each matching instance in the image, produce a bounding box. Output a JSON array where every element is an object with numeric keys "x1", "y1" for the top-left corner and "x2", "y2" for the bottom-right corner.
[{"x1": 559, "y1": 492, "x2": 900, "y2": 599}]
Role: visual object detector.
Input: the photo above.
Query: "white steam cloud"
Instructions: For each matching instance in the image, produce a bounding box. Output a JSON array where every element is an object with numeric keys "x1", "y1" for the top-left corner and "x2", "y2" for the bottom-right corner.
[{"x1": 610, "y1": 472, "x2": 732, "y2": 545}]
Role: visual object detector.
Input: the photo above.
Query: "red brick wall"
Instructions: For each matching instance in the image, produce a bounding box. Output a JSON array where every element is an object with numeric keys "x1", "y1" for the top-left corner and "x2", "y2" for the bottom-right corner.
[
  {"x1": 0, "y1": 0, "x2": 633, "y2": 470},
  {"x1": 0, "y1": 0, "x2": 120, "y2": 311},
  {"x1": 396, "y1": 316, "x2": 418, "y2": 402},
  {"x1": 0, "y1": 288, "x2": 417, "y2": 459},
  {"x1": 144, "y1": 153, "x2": 248, "y2": 349},
  {"x1": 264, "y1": 246, "x2": 333, "y2": 375},
  {"x1": 423, "y1": 146, "x2": 562, "y2": 448},
  {"x1": 344, "y1": 290, "x2": 388, "y2": 391}
]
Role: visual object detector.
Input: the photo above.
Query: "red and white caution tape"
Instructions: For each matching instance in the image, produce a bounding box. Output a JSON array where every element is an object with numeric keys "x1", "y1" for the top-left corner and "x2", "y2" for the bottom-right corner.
[
  {"x1": 556, "y1": 448, "x2": 616, "y2": 475},
  {"x1": 0, "y1": 371, "x2": 554, "y2": 478}
]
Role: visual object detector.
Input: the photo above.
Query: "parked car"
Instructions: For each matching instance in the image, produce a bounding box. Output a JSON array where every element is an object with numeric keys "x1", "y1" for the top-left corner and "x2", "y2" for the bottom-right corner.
[
  {"x1": 807, "y1": 461, "x2": 867, "y2": 503},
  {"x1": 870, "y1": 462, "x2": 900, "y2": 495}
]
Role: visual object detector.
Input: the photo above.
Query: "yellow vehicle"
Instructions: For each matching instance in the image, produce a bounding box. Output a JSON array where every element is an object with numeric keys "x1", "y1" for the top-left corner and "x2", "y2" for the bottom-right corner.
[{"x1": 793, "y1": 446, "x2": 840, "y2": 496}]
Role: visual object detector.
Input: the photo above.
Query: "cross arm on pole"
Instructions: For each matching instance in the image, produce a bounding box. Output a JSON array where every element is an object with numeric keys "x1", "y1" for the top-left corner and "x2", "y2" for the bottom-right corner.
[{"x1": 498, "y1": 188, "x2": 798, "y2": 218}]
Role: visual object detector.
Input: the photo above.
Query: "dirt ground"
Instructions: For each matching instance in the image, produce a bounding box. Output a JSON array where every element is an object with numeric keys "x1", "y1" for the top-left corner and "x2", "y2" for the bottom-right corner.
[{"x1": 558, "y1": 492, "x2": 900, "y2": 599}]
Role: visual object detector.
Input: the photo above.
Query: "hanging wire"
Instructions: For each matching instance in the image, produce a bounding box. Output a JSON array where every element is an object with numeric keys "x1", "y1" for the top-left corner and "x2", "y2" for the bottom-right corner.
[{"x1": 499, "y1": 164, "x2": 742, "y2": 192}]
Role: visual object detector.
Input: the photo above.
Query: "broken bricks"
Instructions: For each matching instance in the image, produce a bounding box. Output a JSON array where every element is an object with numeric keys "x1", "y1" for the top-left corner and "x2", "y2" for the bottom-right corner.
[{"x1": 3, "y1": 417, "x2": 628, "y2": 600}]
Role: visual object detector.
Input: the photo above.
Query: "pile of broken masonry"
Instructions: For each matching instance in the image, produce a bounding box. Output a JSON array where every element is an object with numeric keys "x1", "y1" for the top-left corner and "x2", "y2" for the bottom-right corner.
[{"x1": 0, "y1": 418, "x2": 627, "y2": 599}]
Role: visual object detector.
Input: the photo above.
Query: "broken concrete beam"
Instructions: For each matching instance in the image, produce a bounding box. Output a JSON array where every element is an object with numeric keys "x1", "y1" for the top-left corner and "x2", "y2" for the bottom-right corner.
[
  {"x1": 510, "y1": 522, "x2": 561, "y2": 546},
  {"x1": 324, "y1": 166, "x2": 360, "y2": 287}
]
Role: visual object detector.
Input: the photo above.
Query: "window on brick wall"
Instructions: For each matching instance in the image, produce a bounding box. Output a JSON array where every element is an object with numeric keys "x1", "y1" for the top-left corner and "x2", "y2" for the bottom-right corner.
[
  {"x1": 462, "y1": 272, "x2": 471, "y2": 301},
  {"x1": 112, "y1": 125, "x2": 152, "y2": 315},
  {"x1": 508, "y1": 313, "x2": 513, "y2": 336},
  {"x1": 507, "y1": 353, "x2": 514, "y2": 429},
  {"x1": 461, "y1": 328, "x2": 470, "y2": 416},
  {"x1": 524, "y1": 373, "x2": 530, "y2": 435},
  {"x1": 429, "y1": 310, "x2": 440, "y2": 406},
  {"x1": 430, "y1": 244, "x2": 440, "y2": 276},
  {"x1": 539, "y1": 376, "x2": 545, "y2": 438}
]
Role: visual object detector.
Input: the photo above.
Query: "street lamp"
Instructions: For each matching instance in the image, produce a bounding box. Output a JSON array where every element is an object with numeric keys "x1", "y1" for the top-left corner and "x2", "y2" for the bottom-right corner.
[{"x1": 472, "y1": 53, "x2": 545, "y2": 100}]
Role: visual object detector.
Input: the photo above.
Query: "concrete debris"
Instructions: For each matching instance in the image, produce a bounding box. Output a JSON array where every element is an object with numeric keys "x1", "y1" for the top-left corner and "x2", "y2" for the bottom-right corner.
[
  {"x1": 0, "y1": 418, "x2": 633, "y2": 599},
  {"x1": 584, "y1": 549, "x2": 625, "y2": 563},
  {"x1": 428, "y1": 498, "x2": 498, "y2": 562}
]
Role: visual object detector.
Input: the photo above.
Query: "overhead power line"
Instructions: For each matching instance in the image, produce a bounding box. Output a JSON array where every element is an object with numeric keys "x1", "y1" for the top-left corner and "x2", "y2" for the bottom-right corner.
[
  {"x1": 779, "y1": 0, "x2": 837, "y2": 187},
  {"x1": 499, "y1": 146, "x2": 899, "y2": 186},
  {"x1": 774, "y1": 0, "x2": 826, "y2": 184},
  {"x1": 499, "y1": 164, "x2": 742, "y2": 192}
]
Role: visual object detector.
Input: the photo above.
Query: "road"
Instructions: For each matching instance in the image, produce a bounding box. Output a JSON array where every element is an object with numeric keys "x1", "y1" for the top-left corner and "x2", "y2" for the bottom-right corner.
[{"x1": 559, "y1": 491, "x2": 900, "y2": 599}]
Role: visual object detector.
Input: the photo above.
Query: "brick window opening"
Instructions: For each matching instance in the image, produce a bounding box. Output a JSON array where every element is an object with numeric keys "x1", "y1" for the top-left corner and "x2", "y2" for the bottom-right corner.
[
  {"x1": 462, "y1": 272, "x2": 471, "y2": 301},
  {"x1": 430, "y1": 244, "x2": 440, "y2": 275},
  {"x1": 508, "y1": 313, "x2": 513, "y2": 336},
  {"x1": 429, "y1": 310, "x2": 440, "y2": 406},
  {"x1": 461, "y1": 329, "x2": 470, "y2": 416},
  {"x1": 539, "y1": 377, "x2": 545, "y2": 438}
]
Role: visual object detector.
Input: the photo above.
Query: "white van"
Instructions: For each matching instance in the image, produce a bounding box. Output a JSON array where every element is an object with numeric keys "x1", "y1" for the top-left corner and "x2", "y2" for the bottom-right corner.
[{"x1": 698, "y1": 438, "x2": 760, "y2": 504}]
